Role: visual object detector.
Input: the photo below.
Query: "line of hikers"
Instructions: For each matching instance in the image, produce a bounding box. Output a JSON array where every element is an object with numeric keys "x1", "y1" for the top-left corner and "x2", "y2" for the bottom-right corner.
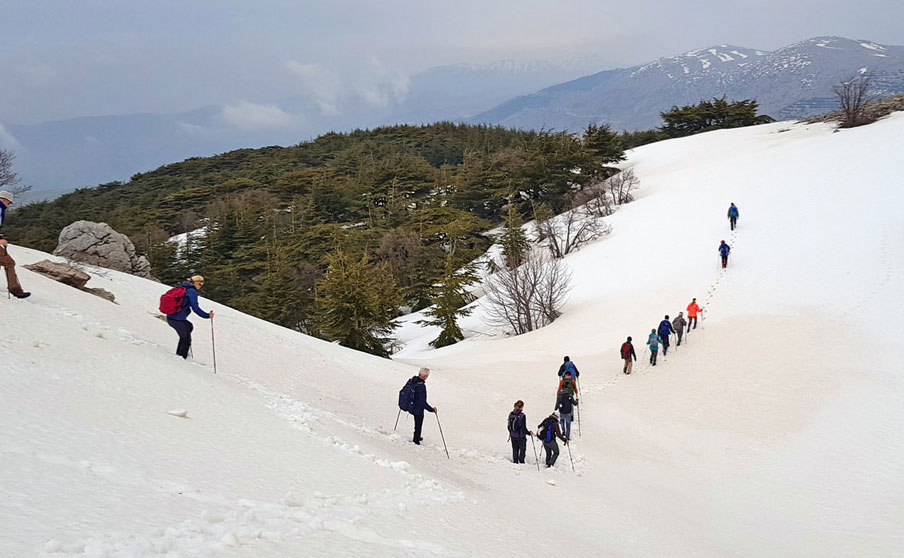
[{"x1": 620, "y1": 297, "x2": 703, "y2": 370}]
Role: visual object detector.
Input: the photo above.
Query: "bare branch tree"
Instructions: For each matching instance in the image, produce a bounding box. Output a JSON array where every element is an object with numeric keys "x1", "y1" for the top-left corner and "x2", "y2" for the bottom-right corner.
[
  {"x1": 0, "y1": 147, "x2": 32, "y2": 199},
  {"x1": 833, "y1": 75, "x2": 872, "y2": 128},
  {"x1": 533, "y1": 202, "x2": 611, "y2": 259},
  {"x1": 483, "y1": 250, "x2": 572, "y2": 335},
  {"x1": 605, "y1": 168, "x2": 639, "y2": 205},
  {"x1": 573, "y1": 168, "x2": 639, "y2": 218}
]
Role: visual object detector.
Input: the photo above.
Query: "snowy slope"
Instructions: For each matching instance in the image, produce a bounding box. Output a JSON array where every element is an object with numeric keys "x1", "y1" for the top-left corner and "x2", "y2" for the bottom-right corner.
[{"x1": 3, "y1": 114, "x2": 904, "y2": 557}]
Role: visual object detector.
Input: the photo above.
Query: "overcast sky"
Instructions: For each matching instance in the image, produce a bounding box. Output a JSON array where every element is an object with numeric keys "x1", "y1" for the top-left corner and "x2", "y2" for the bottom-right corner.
[{"x1": 2, "y1": 0, "x2": 903, "y2": 124}]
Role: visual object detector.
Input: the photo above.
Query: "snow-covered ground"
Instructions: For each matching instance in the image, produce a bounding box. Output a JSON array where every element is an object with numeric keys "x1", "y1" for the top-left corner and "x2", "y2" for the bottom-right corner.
[{"x1": 3, "y1": 114, "x2": 903, "y2": 557}]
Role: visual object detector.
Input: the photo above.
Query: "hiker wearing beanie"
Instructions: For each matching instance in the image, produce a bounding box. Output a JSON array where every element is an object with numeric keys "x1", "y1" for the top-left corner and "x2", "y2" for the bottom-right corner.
[
  {"x1": 537, "y1": 411, "x2": 568, "y2": 467},
  {"x1": 686, "y1": 298, "x2": 702, "y2": 331},
  {"x1": 658, "y1": 315, "x2": 674, "y2": 356},
  {"x1": 620, "y1": 336, "x2": 637, "y2": 374},
  {"x1": 0, "y1": 191, "x2": 31, "y2": 299},
  {"x1": 163, "y1": 275, "x2": 213, "y2": 359},
  {"x1": 672, "y1": 312, "x2": 687, "y2": 346},
  {"x1": 507, "y1": 400, "x2": 533, "y2": 463},
  {"x1": 727, "y1": 203, "x2": 739, "y2": 230},
  {"x1": 719, "y1": 240, "x2": 731, "y2": 268},
  {"x1": 557, "y1": 355, "x2": 580, "y2": 379},
  {"x1": 647, "y1": 329, "x2": 662, "y2": 366}
]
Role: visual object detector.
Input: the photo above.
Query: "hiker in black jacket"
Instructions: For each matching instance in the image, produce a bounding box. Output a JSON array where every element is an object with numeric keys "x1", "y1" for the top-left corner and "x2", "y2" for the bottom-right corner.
[
  {"x1": 408, "y1": 367, "x2": 436, "y2": 445},
  {"x1": 507, "y1": 400, "x2": 533, "y2": 464},
  {"x1": 555, "y1": 392, "x2": 578, "y2": 441},
  {"x1": 538, "y1": 412, "x2": 568, "y2": 467}
]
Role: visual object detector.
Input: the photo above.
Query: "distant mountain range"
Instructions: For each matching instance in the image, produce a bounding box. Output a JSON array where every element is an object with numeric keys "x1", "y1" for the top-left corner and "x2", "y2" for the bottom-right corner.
[
  {"x1": 5, "y1": 37, "x2": 904, "y2": 196},
  {"x1": 471, "y1": 36, "x2": 904, "y2": 131}
]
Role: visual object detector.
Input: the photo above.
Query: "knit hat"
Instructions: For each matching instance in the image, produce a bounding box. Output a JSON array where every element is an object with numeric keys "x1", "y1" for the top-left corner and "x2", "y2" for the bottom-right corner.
[{"x1": 0, "y1": 190, "x2": 13, "y2": 204}]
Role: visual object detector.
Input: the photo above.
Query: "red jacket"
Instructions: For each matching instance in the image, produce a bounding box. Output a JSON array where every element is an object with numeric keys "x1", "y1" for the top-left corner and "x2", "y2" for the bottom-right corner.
[{"x1": 687, "y1": 302, "x2": 701, "y2": 317}]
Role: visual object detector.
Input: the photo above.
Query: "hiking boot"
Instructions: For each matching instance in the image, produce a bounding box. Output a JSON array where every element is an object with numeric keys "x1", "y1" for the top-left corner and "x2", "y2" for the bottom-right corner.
[{"x1": 10, "y1": 290, "x2": 30, "y2": 299}]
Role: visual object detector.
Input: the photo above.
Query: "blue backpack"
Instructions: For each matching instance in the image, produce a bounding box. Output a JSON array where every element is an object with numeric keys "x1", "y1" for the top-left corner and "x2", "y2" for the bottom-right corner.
[
  {"x1": 729, "y1": 206, "x2": 739, "y2": 217},
  {"x1": 563, "y1": 361, "x2": 577, "y2": 376},
  {"x1": 398, "y1": 379, "x2": 417, "y2": 413}
]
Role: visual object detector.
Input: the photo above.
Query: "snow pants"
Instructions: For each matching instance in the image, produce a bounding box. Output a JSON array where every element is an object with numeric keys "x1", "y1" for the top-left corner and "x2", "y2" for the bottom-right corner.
[
  {"x1": 0, "y1": 245, "x2": 25, "y2": 295},
  {"x1": 721, "y1": 255, "x2": 728, "y2": 268},
  {"x1": 413, "y1": 413, "x2": 425, "y2": 444},
  {"x1": 661, "y1": 336, "x2": 670, "y2": 356},
  {"x1": 730, "y1": 216, "x2": 737, "y2": 230},
  {"x1": 688, "y1": 316, "x2": 697, "y2": 330},
  {"x1": 560, "y1": 413, "x2": 573, "y2": 440},
  {"x1": 511, "y1": 437, "x2": 527, "y2": 463},
  {"x1": 675, "y1": 329, "x2": 683, "y2": 346},
  {"x1": 167, "y1": 318, "x2": 194, "y2": 359},
  {"x1": 650, "y1": 349, "x2": 658, "y2": 365},
  {"x1": 543, "y1": 439, "x2": 560, "y2": 467}
]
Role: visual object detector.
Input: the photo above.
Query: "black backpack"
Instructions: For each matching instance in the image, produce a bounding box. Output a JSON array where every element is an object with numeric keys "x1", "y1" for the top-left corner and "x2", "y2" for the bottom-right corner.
[
  {"x1": 537, "y1": 417, "x2": 555, "y2": 442},
  {"x1": 398, "y1": 378, "x2": 417, "y2": 413},
  {"x1": 507, "y1": 413, "x2": 523, "y2": 434}
]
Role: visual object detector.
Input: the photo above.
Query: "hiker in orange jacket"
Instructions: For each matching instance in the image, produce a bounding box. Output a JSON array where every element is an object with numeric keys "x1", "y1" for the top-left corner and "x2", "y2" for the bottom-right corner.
[{"x1": 686, "y1": 298, "x2": 702, "y2": 331}]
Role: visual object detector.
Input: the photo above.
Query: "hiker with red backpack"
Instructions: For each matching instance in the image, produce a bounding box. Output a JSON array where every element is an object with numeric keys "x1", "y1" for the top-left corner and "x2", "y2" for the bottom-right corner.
[
  {"x1": 160, "y1": 275, "x2": 213, "y2": 359},
  {"x1": 620, "y1": 336, "x2": 637, "y2": 374},
  {"x1": 507, "y1": 400, "x2": 533, "y2": 464}
]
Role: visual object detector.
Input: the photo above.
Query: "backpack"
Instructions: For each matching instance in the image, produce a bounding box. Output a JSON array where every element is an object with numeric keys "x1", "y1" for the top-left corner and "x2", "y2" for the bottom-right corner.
[
  {"x1": 537, "y1": 417, "x2": 555, "y2": 442},
  {"x1": 563, "y1": 361, "x2": 577, "y2": 376},
  {"x1": 720, "y1": 244, "x2": 730, "y2": 256},
  {"x1": 398, "y1": 378, "x2": 417, "y2": 413},
  {"x1": 159, "y1": 286, "x2": 188, "y2": 315},
  {"x1": 620, "y1": 342, "x2": 632, "y2": 359},
  {"x1": 507, "y1": 413, "x2": 523, "y2": 434},
  {"x1": 560, "y1": 378, "x2": 576, "y2": 396}
]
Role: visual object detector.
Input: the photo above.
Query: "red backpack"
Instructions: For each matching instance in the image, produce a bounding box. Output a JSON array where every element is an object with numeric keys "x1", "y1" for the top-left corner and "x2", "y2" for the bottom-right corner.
[
  {"x1": 620, "y1": 342, "x2": 632, "y2": 359},
  {"x1": 159, "y1": 286, "x2": 187, "y2": 315}
]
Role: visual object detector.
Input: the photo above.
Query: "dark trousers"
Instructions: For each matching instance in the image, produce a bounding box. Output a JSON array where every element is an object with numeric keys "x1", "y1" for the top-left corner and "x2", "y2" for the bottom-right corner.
[
  {"x1": 167, "y1": 318, "x2": 194, "y2": 358},
  {"x1": 413, "y1": 413, "x2": 425, "y2": 444},
  {"x1": 511, "y1": 438, "x2": 527, "y2": 463},
  {"x1": 721, "y1": 255, "x2": 728, "y2": 268},
  {"x1": 543, "y1": 440, "x2": 560, "y2": 466},
  {"x1": 661, "y1": 336, "x2": 670, "y2": 356},
  {"x1": 676, "y1": 330, "x2": 683, "y2": 345},
  {"x1": 688, "y1": 316, "x2": 697, "y2": 330},
  {"x1": 650, "y1": 349, "x2": 658, "y2": 365},
  {"x1": 730, "y1": 216, "x2": 737, "y2": 230}
]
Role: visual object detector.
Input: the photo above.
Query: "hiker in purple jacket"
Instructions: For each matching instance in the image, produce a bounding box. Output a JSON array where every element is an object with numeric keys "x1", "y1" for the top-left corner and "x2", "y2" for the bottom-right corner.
[{"x1": 507, "y1": 400, "x2": 533, "y2": 464}]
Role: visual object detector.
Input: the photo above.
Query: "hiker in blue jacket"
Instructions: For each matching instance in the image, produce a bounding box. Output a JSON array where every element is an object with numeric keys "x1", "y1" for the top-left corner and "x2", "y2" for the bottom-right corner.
[
  {"x1": 507, "y1": 400, "x2": 533, "y2": 463},
  {"x1": 719, "y1": 240, "x2": 731, "y2": 268},
  {"x1": 658, "y1": 315, "x2": 674, "y2": 356},
  {"x1": 407, "y1": 367, "x2": 437, "y2": 445},
  {"x1": 647, "y1": 329, "x2": 662, "y2": 366},
  {"x1": 727, "y1": 203, "x2": 739, "y2": 230},
  {"x1": 165, "y1": 275, "x2": 213, "y2": 359},
  {"x1": 557, "y1": 356, "x2": 580, "y2": 379}
]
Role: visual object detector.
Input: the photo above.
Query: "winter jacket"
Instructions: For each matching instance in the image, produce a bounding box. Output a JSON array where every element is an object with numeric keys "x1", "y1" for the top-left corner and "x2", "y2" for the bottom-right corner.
[
  {"x1": 167, "y1": 282, "x2": 211, "y2": 321},
  {"x1": 557, "y1": 360, "x2": 580, "y2": 378},
  {"x1": 672, "y1": 315, "x2": 687, "y2": 332},
  {"x1": 647, "y1": 332, "x2": 662, "y2": 350},
  {"x1": 658, "y1": 319, "x2": 674, "y2": 338},
  {"x1": 410, "y1": 376, "x2": 435, "y2": 416},
  {"x1": 556, "y1": 392, "x2": 577, "y2": 415},
  {"x1": 728, "y1": 205, "x2": 739, "y2": 218},
  {"x1": 719, "y1": 242, "x2": 731, "y2": 257},
  {"x1": 687, "y1": 302, "x2": 701, "y2": 317},
  {"x1": 557, "y1": 377, "x2": 579, "y2": 397},
  {"x1": 539, "y1": 416, "x2": 567, "y2": 443},
  {"x1": 620, "y1": 342, "x2": 636, "y2": 360},
  {"x1": 508, "y1": 410, "x2": 530, "y2": 439}
]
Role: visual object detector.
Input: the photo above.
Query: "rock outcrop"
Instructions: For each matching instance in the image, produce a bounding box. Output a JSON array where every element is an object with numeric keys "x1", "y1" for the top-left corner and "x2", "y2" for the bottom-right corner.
[
  {"x1": 53, "y1": 221, "x2": 152, "y2": 279},
  {"x1": 23, "y1": 260, "x2": 116, "y2": 303}
]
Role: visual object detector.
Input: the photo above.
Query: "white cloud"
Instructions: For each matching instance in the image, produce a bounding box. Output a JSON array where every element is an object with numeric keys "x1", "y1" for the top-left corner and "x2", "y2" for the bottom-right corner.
[
  {"x1": 25, "y1": 63, "x2": 57, "y2": 87},
  {"x1": 220, "y1": 101, "x2": 295, "y2": 130},
  {"x1": 286, "y1": 61, "x2": 342, "y2": 115},
  {"x1": 286, "y1": 57, "x2": 410, "y2": 113}
]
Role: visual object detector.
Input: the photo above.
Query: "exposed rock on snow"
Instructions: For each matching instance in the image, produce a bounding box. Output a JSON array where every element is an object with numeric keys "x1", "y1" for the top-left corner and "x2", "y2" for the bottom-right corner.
[
  {"x1": 53, "y1": 220, "x2": 153, "y2": 279},
  {"x1": 167, "y1": 409, "x2": 188, "y2": 418},
  {"x1": 23, "y1": 259, "x2": 117, "y2": 303}
]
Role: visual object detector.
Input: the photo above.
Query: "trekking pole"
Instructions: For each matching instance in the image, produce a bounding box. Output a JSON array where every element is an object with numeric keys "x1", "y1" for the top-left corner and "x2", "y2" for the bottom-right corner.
[
  {"x1": 566, "y1": 441, "x2": 575, "y2": 472},
  {"x1": 210, "y1": 315, "x2": 217, "y2": 374},
  {"x1": 393, "y1": 409, "x2": 402, "y2": 431},
  {"x1": 435, "y1": 412, "x2": 450, "y2": 459},
  {"x1": 530, "y1": 435, "x2": 540, "y2": 471}
]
